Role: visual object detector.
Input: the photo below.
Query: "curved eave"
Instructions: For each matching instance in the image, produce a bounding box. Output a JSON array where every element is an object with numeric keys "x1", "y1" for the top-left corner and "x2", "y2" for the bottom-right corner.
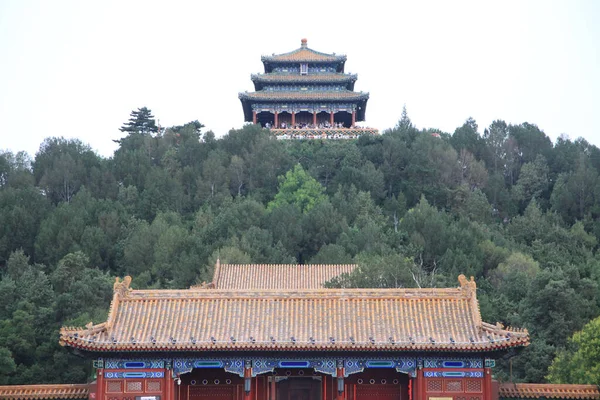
[
  {"x1": 239, "y1": 91, "x2": 369, "y2": 102},
  {"x1": 251, "y1": 74, "x2": 358, "y2": 91},
  {"x1": 261, "y1": 55, "x2": 347, "y2": 63},
  {"x1": 61, "y1": 336, "x2": 529, "y2": 353},
  {"x1": 239, "y1": 96, "x2": 253, "y2": 122}
]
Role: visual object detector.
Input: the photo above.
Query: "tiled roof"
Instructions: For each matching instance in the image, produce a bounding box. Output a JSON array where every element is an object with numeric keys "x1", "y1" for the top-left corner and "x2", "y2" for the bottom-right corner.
[
  {"x1": 0, "y1": 384, "x2": 89, "y2": 400},
  {"x1": 499, "y1": 384, "x2": 600, "y2": 400},
  {"x1": 60, "y1": 275, "x2": 529, "y2": 353},
  {"x1": 262, "y1": 39, "x2": 346, "y2": 63},
  {"x1": 251, "y1": 73, "x2": 357, "y2": 83},
  {"x1": 239, "y1": 91, "x2": 369, "y2": 101},
  {"x1": 211, "y1": 263, "x2": 357, "y2": 289}
]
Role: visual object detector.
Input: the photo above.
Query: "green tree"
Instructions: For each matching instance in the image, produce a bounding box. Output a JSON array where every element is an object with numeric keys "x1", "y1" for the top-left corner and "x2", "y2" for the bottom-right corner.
[
  {"x1": 119, "y1": 107, "x2": 159, "y2": 135},
  {"x1": 548, "y1": 315, "x2": 600, "y2": 384},
  {"x1": 268, "y1": 164, "x2": 326, "y2": 213},
  {"x1": 33, "y1": 137, "x2": 105, "y2": 204}
]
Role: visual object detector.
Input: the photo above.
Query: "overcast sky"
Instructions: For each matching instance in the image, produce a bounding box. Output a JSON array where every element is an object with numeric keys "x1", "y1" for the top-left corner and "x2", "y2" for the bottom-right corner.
[{"x1": 1, "y1": 0, "x2": 599, "y2": 158}]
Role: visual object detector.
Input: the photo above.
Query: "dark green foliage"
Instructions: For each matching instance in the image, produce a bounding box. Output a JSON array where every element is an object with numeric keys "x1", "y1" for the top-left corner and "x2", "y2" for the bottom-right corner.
[
  {"x1": 2, "y1": 111, "x2": 600, "y2": 385},
  {"x1": 119, "y1": 107, "x2": 159, "y2": 135}
]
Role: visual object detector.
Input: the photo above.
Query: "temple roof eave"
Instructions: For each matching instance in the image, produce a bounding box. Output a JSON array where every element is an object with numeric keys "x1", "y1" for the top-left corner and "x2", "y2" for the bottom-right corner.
[
  {"x1": 251, "y1": 73, "x2": 358, "y2": 91},
  {"x1": 238, "y1": 91, "x2": 370, "y2": 102},
  {"x1": 250, "y1": 73, "x2": 358, "y2": 83},
  {"x1": 59, "y1": 275, "x2": 530, "y2": 354}
]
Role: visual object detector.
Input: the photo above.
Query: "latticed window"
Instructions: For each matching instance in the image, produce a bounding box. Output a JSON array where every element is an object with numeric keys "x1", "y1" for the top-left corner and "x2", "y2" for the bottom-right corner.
[
  {"x1": 445, "y1": 380, "x2": 463, "y2": 392},
  {"x1": 427, "y1": 380, "x2": 443, "y2": 392},
  {"x1": 469, "y1": 396, "x2": 482, "y2": 400},
  {"x1": 126, "y1": 381, "x2": 143, "y2": 392},
  {"x1": 106, "y1": 381, "x2": 122, "y2": 393},
  {"x1": 147, "y1": 381, "x2": 162, "y2": 392},
  {"x1": 300, "y1": 63, "x2": 308, "y2": 75},
  {"x1": 466, "y1": 380, "x2": 482, "y2": 393}
]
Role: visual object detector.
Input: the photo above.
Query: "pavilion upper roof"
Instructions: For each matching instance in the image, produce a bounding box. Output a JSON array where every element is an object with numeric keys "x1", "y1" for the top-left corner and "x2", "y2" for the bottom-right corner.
[
  {"x1": 499, "y1": 384, "x2": 600, "y2": 400},
  {"x1": 0, "y1": 384, "x2": 89, "y2": 400},
  {"x1": 59, "y1": 275, "x2": 529, "y2": 353},
  {"x1": 209, "y1": 262, "x2": 357, "y2": 289},
  {"x1": 262, "y1": 39, "x2": 347, "y2": 64}
]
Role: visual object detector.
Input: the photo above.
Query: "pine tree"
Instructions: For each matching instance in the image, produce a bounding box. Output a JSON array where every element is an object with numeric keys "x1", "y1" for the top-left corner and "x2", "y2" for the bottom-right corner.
[{"x1": 119, "y1": 107, "x2": 159, "y2": 135}]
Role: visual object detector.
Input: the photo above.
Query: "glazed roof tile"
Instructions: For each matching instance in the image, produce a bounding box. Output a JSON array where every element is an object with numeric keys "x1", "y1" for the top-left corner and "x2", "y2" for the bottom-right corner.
[
  {"x1": 239, "y1": 91, "x2": 369, "y2": 102},
  {"x1": 251, "y1": 73, "x2": 357, "y2": 83},
  {"x1": 60, "y1": 275, "x2": 529, "y2": 353},
  {"x1": 262, "y1": 40, "x2": 346, "y2": 63},
  {"x1": 0, "y1": 384, "x2": 89, "y2": 400},
  {"x1": 211, "y1": 263, "x2": 356, "y2": 289},
  {"x1": 499, "y1": 384, "x2": 600, "y2": 400}
]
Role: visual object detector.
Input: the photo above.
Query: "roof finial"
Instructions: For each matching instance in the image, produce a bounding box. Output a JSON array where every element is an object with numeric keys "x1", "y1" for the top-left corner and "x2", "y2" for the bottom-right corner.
[{"x1": 301, "y1": 38, "x2": 307, "y2": 48}]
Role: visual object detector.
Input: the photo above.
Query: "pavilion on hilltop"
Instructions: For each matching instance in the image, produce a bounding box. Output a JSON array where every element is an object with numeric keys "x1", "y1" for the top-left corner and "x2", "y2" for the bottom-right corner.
[{"x1": 239, "y1": 39, "x2": 378, "y2": 139}]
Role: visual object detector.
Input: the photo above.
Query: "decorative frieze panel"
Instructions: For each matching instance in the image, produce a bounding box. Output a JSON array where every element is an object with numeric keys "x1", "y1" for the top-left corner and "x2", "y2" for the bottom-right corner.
[
  {"x1": 104, "y1": 371, "x2": 165, "y2": 379},
  {"x1": 173, "y1": 358, "x2": 244, "y2": 376},
  {"x1": 104, "y1": 359, "x2": 165, "y2": 369},
  {"x1": 345, "y1": 358, "x2": 417, "y2": 377},
  {"x1": 423, "y1": 371, "x2": 484, "y2": 378},
  {"x1": 252, "y1": 358, "x2": 337, "y2": 376},
  {"x1": 422, "y1": 358, "x2": 484, "y2": 369}
]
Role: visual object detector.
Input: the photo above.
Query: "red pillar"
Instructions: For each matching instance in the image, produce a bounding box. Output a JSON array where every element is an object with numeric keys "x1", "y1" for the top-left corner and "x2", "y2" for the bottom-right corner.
[
  {"x1": 336, "y1": 365, "x2": 344, "y2": 400},
  {"x1": 96, "y1": 368, "x2": 104, "y2": 400},
  {"x1": 330, "y1": 112, "x2": 334, "y2": 126},
  {"x1": 291, "y1": 112, "x2": 296, "y2": 126},
  {"x1": 244, "y1": 366, "x2": 252, "y2": 400},
  {"x1": 415, "y1": 368, "x2": 425, "y2": 400},
  {"x1": 252, "y1": 111, "x2": 257, "y2": 124},
  {"x1": 313, "y1": 112, "x2": 317, "y2": 126},
  {"x1": 484, "y1": 367, "x2": 493, "y2": 400},
  {"x1": 351, "y1": 110, "x2": 356, "y2": 127},
  {"x1": 271, "y1": 376, "x2": 276, "y2": 400},
  {"x1": 164, "y1": 369, "x2": 174, "y2": 400},
  {"x1": 274, "y1": 112, "x2": 279, "y2": 128}
]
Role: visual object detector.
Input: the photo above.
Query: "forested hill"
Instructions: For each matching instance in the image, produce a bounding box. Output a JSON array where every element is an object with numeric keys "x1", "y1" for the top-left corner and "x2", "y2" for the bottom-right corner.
[{"x1": 1, "y1": 108, "x2": 600, "y2": 385}]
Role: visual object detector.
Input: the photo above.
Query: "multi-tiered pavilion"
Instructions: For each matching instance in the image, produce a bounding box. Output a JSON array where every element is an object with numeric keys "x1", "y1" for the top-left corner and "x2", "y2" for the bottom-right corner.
[{"x1": 239, "y1": 39, "x2": 378, "y2": 139}]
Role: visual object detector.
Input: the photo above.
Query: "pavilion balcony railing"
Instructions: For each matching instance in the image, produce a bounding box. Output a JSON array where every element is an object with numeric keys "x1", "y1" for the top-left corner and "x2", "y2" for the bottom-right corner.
[{"x1": 270, "y1": 127, "x2": 379, "y2": 140}]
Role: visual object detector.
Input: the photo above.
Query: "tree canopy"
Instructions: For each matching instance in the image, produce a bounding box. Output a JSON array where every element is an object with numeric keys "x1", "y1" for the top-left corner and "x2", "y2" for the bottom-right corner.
[{"x1": 1, "y1": 109, "x2": 600, "y2": 384}]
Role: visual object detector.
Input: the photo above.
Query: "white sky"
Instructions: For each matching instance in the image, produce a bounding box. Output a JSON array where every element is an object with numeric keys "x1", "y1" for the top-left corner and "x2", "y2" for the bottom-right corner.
[{"x1": 0, "y1": 0, "x2": 599, "y2": 158}]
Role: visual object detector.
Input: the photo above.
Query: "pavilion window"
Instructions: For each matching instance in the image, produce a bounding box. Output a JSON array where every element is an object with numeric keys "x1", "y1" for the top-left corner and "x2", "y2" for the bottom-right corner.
[{"x1": 300, "y1": 63, "x2": 308, "y2": 75}]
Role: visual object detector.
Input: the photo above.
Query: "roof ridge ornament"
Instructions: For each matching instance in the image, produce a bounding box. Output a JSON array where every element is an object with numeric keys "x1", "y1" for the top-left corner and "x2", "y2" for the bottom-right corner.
[
  {"x1": 458, "y1": 274, "x2": 476, "y2": 298},
  {"x1": 301, "y1": 38, "x2": 307, "y2": 48},
  {"x1": 113, "y1": 276, "x2": 132, "y2": 297}
]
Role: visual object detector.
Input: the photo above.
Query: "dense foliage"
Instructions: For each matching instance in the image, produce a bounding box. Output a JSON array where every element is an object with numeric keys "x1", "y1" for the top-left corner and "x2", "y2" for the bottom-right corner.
[{"x1": 1, "y1": 108, "x2": 600, "y2": 384}]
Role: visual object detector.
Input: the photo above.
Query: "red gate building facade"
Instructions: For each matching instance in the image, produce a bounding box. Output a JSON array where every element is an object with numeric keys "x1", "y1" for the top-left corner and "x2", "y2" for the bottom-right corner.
[{"x1": 59, "y1": 264, "x2": 529, "y2": 400}]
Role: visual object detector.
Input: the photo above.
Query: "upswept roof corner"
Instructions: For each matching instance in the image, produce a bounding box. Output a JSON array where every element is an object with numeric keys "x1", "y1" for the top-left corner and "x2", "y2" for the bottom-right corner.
[{"x1": 59, "y1": 274, "x2": 529, "y2": 353}]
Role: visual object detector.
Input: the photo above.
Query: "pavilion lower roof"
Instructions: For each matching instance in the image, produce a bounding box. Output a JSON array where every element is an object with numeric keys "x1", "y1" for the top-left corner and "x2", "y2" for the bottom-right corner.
[
  {"x1": 499, "y1": 384, "x2": 600, "y2": 400},
  {"x1": 239, "y1": 91, "x2": 369, "y2": 102},
  {"x1": 0, "y1": 384, "x2": 89, "y2": 400},
  {"x1": 60, "y1": 275, "x2": 529, "y2": 353}
]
